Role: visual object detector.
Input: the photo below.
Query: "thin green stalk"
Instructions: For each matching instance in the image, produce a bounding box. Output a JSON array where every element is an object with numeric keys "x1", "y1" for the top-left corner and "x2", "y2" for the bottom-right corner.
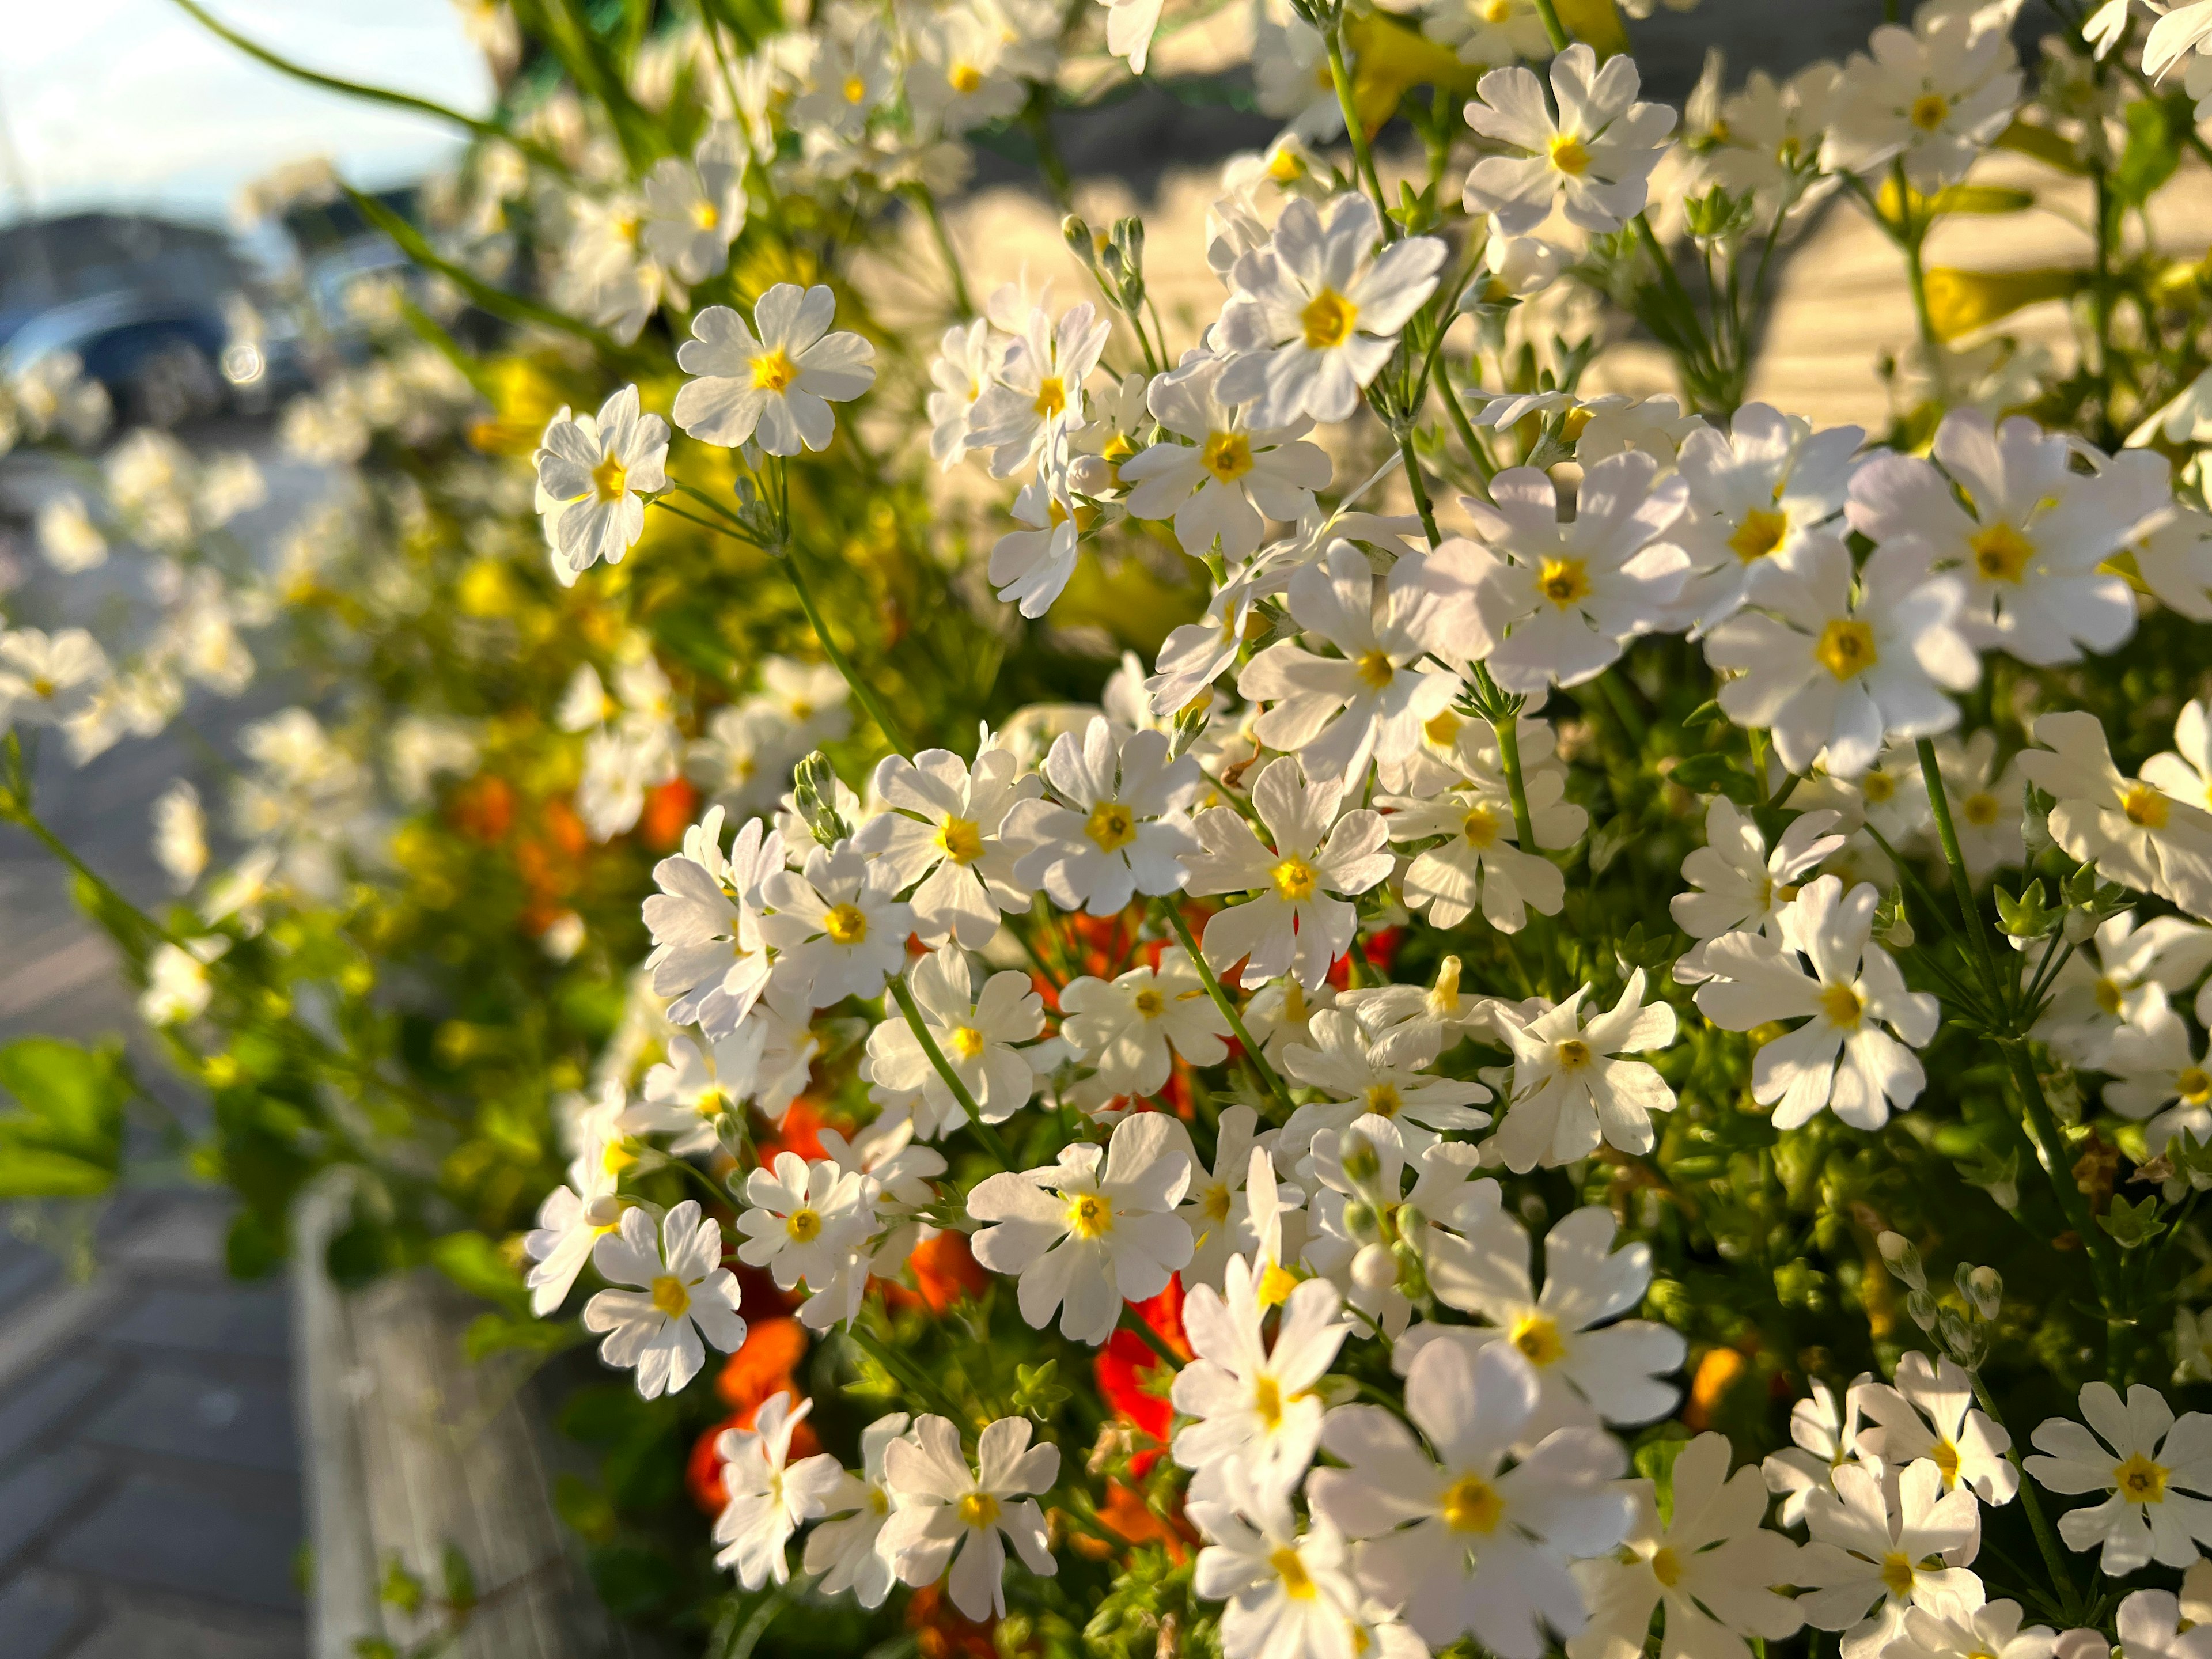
[
  {"x1": 1998, "y1": 1034, "x2": 2123, "y2": 1315},
  {"x1": 1915, "y1": 739, "x2": 2004, "y2": 1006},
  {"x1": 1969, "y1": 1373, "x2": 2080, "y2": 1620},
  {"x1": 1323, "y1": 27, "x2": 1392, "y2": 228},
  {"x1": 1891, "y1": 164, "x2": 1948, "y2": 403},
  {"x1": 778, "y1": 549, "x2": 915, "y2": 760},
  {"x1": 888, "y1": 975, "x2": 1013, "y2": 1169},
  {"x1": 1432, "y1": 369, "x2": 1497, "y2": 487},
  {"x1": 1486, "y1": 695, "x2": 1541, "y2": 857},
  {"x1": 1153, "y1": 899, "x2": 1298, "y2": 1122},
  {"x1": 1396, "y1": 427, "x2": 1442, "y2": 545},
  {"x1": 1116, "y1": 1301, "x2": 1184, "y2": 1369},
  {"x1": 916, "y1": 188, "x2": 975, "y2": 317},
  {"x1": 1529, "y1": 0, "x2": 1571, "y2": 50},
  {"x1": 847, "y1": 1323, "x2": 969, "y2": 1424}
]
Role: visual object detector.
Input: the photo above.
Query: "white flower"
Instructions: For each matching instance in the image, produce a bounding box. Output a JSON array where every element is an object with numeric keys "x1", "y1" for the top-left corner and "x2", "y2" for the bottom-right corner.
[
  {"x1": 734, "y1": 1150, "x2": 878, "y2": 1295},
  {"x1": 581, "y1": 1200, "x2": 747, "y2": 1399},
  {"x1": 1567, "y1": 1431, "x2": 1807, "y2": 1659},
  {"x1": 2019, "y1": 711, "x2": 2212, "y2": 921},
  {"x1": 2147, "y1": 699, "x2": 2212, "y2": 819},
  {"x1": 2035, "y1": 910, "x2": 2212, "y2": 1069},
  {"x1": 904, "y1": 9, "x2": 1026, "y2": 137},
  {"x1": 1301, "y1": 1114, "x2": 1488, "y2": 1338},
  {"x1": 881, "y1": 1414, "x2": 1059, "y2": 1620},
  {"x1": 627, "y1": 1033, "x2": 747, "y2": 1156},
  {"x1": 1888, "y1": 1597, "x2": 2055, "y2": 1659},
  {"x1": 745, "y1": 657, "x2": 853, "y2": 754},
  {"x1": 1238, "y1": 541, "x2": 1460, "y2": 783},
  {"x1": 1703, "y1": 534, "x2": 1977, "y2": 779},
  {"x1": 642, "y1": 807, "x2": 786, "y2": 1036},
  {"x1": 855, "y1": 745, "x2": 1039, "y2": 948},
  {"x1": 1665, "y1": 403, "x2": 1865, "y2": 630},
  {"x1": 1491, "y1": 970, "x2": 1678, "y2": 1169},
  {"x1": 1823, "y1": 10, "x2": 2022, "y2": 191},
  {"x1": 140, "y1": 937, "x2": 225, "y2": 1025},
  {"x1": 1172, "y1": 1253, "x2": 1347, "y2": 1499},
  {"x1": 0, "y1": 627, "x2": 109, "y2": 729},
  {"x1": 804, "y1": 1412, "x2": 915, "y2": 1609},
  {"x1": 1119, "y1": 353, "x2": 1331, "y2": 562},
  {"x1": 2025, "y1": 1381, "x2": 2212, "y2": 1573},
  {"x1": 1671, "y1": 800, "x2": 1847, "y2": 982},
  {"x1": 1426, "y1": 454, "x2": 1689, "y2": 694},
  {"x1": 1190, "y1": 1467, "x2": 1365, "y2": 1659},
  {"x1": 1183, "y1": 755, "x2": 1393, "y2": 990},
  {"x1": 2128, "y1": 502, "x2": 2212, "y2": 620},
  {"x1": 866, "y1": 944, "x2": 1047, "y2": 1132},
  {"x1": 720, "y1": 1003, "x2": 824, "y2": 1127},
  {"x1": 1377, "y1": 729, "x2": 1586, "y2": 933},
  {"x1": 1857, "y1": 1351, "x2": 2018, "y2": 1507},
  {"x1": 711, "y1": 1390, "x2": 845, "y2": 1588},
  {"x1": 926, "y1": 318, "x2": 1003, "y2": 468},
  {"x1": 2105, "y1": 986, "x2": 2212, "y2": 1154},
  {"x1": 1060, "y1": 948, "x2": 1230, "y2": 1099},
  {"x1": 1461, "y1": 43, "x2": 1675, "y2": 235},
  {"x1": 969, "y1": 301, "x2": 1111, "y2": 478},
  {"x1": 757, "y1": 842, "x2": 916, "y2": 1007},
  {"x1": 1005, "y1": 719, "x2": 1202, "y2": 914},
  {"x1": 36, "y1": 491, "x2": 106, "y2": 573},
  {"x1": 522, "y1": 1159, "x2": 626, "y2": 1317},
  {"x1": 1100, "y1": 0, "x2": 1165, "y2": 72},
  {"x1": 1847, "y1": 410, "x2": 2161, "y2": 665},
  {"x1": 1931, "y1": 729, "x2": 2025, "y2": 878},
  {"x1": 151, "y1": 779, "x2": 209, "y2": 891},
  {"x1": 1216, "y1": 193, "x2": 1446, "y2": 428},
  {"x1": 1306, "y1": 1338, "x2": 1632, "y2": 1659},
  {"x1": 641, "y1": 123, "x2": 746, "y2": 283},
  {"x1": 1425, "y1": 0, "x2": 1551, "y2": 68},
  {"x1": 1421, "y1": 1199, "x2": 1685, "y2": 1438},
  {"x1": 2147, "y1": 0, "x2": 2212, "y2": 75},
  {"x1": 1179, "y1": 1109, "x2": 1301, "y2": 1285},
  {"x1": 1706, "y1": 62, "x2": 1843, "y2": 214},
  {"x1": 533, "y1": 386, "x2": 669, "y2": 577},
  {"x1": 1694, "y1": 876, "x2": 1940, "y2": 1131},
  {"x1": 673, "y1": 282, "x2": 876, "y2": 455},
  {"x1": 968, "y1": 1112, "x2": 1194, "y2": 1343},
  {"x1": 987, "y1": 424, "x2": 1085, "y2": 618},
  {"x1": 2120, "y1": 1582, "x2": 2212, "y2": 1659},
  {"x1": 1282, "y1": 1010, "x2": 1494, "y2": 1152},
  {"x1": 1796, "y1": 1461, "x2": 1982, "y2": 1659},
  {"x1": 1764, "y1": 1376, "x2": 1874, "y2": 1528}
]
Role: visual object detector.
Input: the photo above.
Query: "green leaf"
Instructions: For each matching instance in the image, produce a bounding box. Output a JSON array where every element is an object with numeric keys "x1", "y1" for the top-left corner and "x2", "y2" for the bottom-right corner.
[
  {"x1": 1669, "y1": 753, "x2": 1755, "y2": 803},
  {"x1": 2097, "y1": 1192, "x2": 2167, "y2": 1248},
  {"x1": 0, "y1": 1037, "x2": 130, "y2": 1198},
  {"x1": 440, "y1": 1543, "x2": 478, "y2": 1614},
  {"x1": 2114, "y1": 94, "x2": 2190, "y2": 209},
  {"x1": 430, "y1": 1230, "x2": 529, "y2": 1310}
]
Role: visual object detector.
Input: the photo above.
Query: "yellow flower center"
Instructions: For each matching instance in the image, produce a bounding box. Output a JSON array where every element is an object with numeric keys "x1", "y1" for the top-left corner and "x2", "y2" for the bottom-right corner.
[
  {"x1": 786, "y1": 1207, "x2": 823, "y2": 1243},
  {"x1": 1254, "y1": 1374, "x2": 1283, "y2": 1428},
  {"x1": 823, "y1": 903, "x2": 870, "y2": 945},
  {"x1": 1301, "y1": 288, "x2": 1359, "y2": 350},
  {"x1": 2096, "y1": 975, "x2": 2125, "y2": 1016},
  {"x1": 1353, "y1": 648, "x2": 1395, "y2": 690},
  {"x1": 1272, "y1": 1546, "x2": 1315, "y2": 1598},
  {"x1": 1538, "y1": 557, "x2": 1592, "y2": 608},
  {"x1": 1970, "y1": 521, "x2": 2035, "y2": 582},
  {"x1": 1649, "y1": 1546, "x2": 1683, "y2": 1588},
  {"x1": 1927, "y1": 1438, "x2": 1962, "y2": 1484},
  {"x1": 1202, "y1": 1181, "x2": 1233, "y2": 1222},
  {"x1": 1881, "y1": 1552, "x2": 1916, "y2": 1598},
  {"x1": 1482, "y1": 0, "x2": 1512, "y2": 20},
  {"x1": 690, "y1": 198, "x2": 720, "y2": 231},
  {"x1": 843, "y1": 74, "x2": 868, "y2": 103},
  {"x1": 31, "y1": 675, "x2": 58, "y2": 699},
  {"x1": 1961, "y1": 791, "x2": 1999, "y2": 827},
  {"x1": 1556, "y1": 1037, "x2": 1593, "y2": 1071},
  {"x1": 949, "y1": 62, "x2": 984, "y2": 95},
  {"x1": 1273, "y1": 855, "x2": 1319, "y2": 902},
  {"x1": 1815, "y1": 618, "x2": 1878, "y2": 680},
  {"x1": 1202, "y1": 430, "x2": 1254, "y2": 483},
  {"x1": 2180, "y1": 1066, "x2": 2212, "y2": 1105},
  {"x1": 1033, "y1": 376, "x2": 1067, "y2": 419},
  {"x1": 936, "y1": 815, "x2": 984, "y2": 865},
  {"x1": 1442, "y1": 1474, "x2": 1504, "y2": 1533},
  {"x1": 1268, "y1": 146, "x2": 1308, "y2": 182},
  {"x1": 604, "y1": 1137, "x2": 641, "y2": 1175},
  {"x1": 1258, "y1": 1260, "x2": 1299, "y2": 1307},
  {"x1": 1069, "y1": 1192, "x2": 1115, "y2": 1238},
  {"x1": 1086, "y1": 801, "x2": 1138, "y2": 851},
  {"x1": 947, "y1": 1025, "x2": 986, "y2": 1060},
  {"x1": 1512, "y1": 1313, "x2": 1566, "y2": 1366},
  {"x1": 694, "y1": 1088, "x2": 730, "y2": 1119},
  {"x1": 1729, "y1": 506, "x2": 1788, "y2": 563},
  {"x1": 752, "y1": 347, "x2": 800, "y2": 393},
  {"x1": 2124, "y1": 783, "x2": 2171, "y2": 830},
  {"x1": 2117, "y1": 1452, "x2": 2169, "y2": 1502},
  {"x1": 1863, "y1": 768, "x2": 1897, "y2": 804},
  {"x1": 1424, "y1": 708, "x2": 1462, "y2": 747},
  {"x1": 1134, "y1": 988, "x2": 1166, "y2": 1018},
  {"x1": 1462, "y1": 805, "x2": 1501, "y2": 847},
  {"x1": 1549, "y1": 133, "x2": 1593, "y2": 176},
  {"x1": 591, "y1": 452, "x2": 628, "y2": 502},
  {"x1": 1363, "y1": 1082, "x2": 1403, "y2": 1117},
  {"x1": 1821, "y1": 983, "x2": 1865, "y2": 1029},
  {"x1": 1910, "y1": 92, "x2": 1950, "y2": 132},
  {"x1": 958, "y1": 1490, "x2": 1000, "y2": 1528},
  {"x1": 650, "y1": 1274, "x2": 691, "y2": 1317}
]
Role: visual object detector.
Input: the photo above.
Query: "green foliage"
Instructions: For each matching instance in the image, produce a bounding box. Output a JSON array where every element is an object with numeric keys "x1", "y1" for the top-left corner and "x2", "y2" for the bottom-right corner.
[{"x1": 0, "y1": 1037, "x2": 131, "y2": 1198}]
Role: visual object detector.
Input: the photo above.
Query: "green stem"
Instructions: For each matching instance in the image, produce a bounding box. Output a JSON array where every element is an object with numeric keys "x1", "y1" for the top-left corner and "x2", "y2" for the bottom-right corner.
[
  {"x1": 1323, "y1": 27, "x2": 1392, "y2": 229},
  {"x1": 1116, "y1": 1301, "x2": 1184, "y2": 1370},
  {"x1": 1396, "y1": 427, "x2": 1442, "y2": 545},
  {"x1": 1891, "y1": 165, "x2": 1948, "y2": 403},
  {"x1": 1486, "y1": 694, "x2": 1541, "y2": 857},
  {"x1": 888, "y1": 975, "x2": 1013, "y2": 1169},
  {"x1": 1020, "y1": 87, "x2": 1073, "y2": 210},
  {"x1": 1968, "y1": 1373, "x2": 2079, "y2": 1620},
  {"x1": 1153, "y1": 899, "x2": 1298, "y2": 1122},
  {"x1": 778, "y1": 548, "x2": 915, "y2": 760},
  {"x1": 1433, "y1": 369, "x2": 1497, "y2": 487},
  {"x1": 1998, "y1": 1034, "x2": 2123, "y2": 1318},
  {"x1": 1529, "y1": 0, "x2": 1571, "y2": 50},
  {"x1": 916, "y1": 188, "x2": 975, "y2": 318},
  {"x1": 847, "y1": 1323, "x2": 969, "y2": 1425},
  {"x1": 1915, "y1": 738, "x2": 2003, "y2": 1007}
]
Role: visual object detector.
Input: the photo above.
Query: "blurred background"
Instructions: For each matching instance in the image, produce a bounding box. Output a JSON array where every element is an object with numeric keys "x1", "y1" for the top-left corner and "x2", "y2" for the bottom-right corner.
[{"x1": 0, "y1": 1, "x2": 2077, "y2": 1654}]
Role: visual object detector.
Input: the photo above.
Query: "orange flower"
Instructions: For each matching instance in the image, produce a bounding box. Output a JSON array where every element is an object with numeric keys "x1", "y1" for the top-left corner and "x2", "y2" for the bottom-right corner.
[
  {"x1": 685, "y1": 1400, "x2": 821, "y2": 1517},
  {"x1": 1092, "y1": 1479, "x2": 1197, "y2": 1562},
  {"x1": 1095, "y1": 1274, "x2": 1190, "y2": 1475},
  {"x1": 757, "y1": 1097, "x2": 834, "y2": 1164},
  {"x1": 906, "y1": 1229, "x2": 990, "y2": 1313},
  {"x1": 448, "y1": 774, "x2": 514, "y2": 843},
  {"x1": 640, "y1": 777, "x2": 699, "y2": 850},
  {"x1": 717, "y1": 1316, "x2": 809, "y2": 1410},
  {"x1": 1683, "y1": 1344, "x2": 1750, "y2": 1431},
  {"x1": 906, "y1": 1583, "x2": 997, "y2": 1659}
]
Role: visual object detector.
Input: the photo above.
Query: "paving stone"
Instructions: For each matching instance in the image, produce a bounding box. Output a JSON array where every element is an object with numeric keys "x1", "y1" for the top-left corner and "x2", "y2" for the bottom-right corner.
[
  {"x1": 101, "y1": 1284, "x2": 289, "y2": 1361},
  {"x1": 112, "y1": 1200, "x2": 231, "y2": 1274},
  {"x1": 0, "y1": 1569, "x2": 85, "y2": 1659},
  {"x1": 0, "y1": 1358, "x2": 109, "y2": 1469},
  {"x1": 82, "y1": 1369, "x2": 298, "y2": 1476},
  {"x1": 0, "y1": 1448, "x2": 102, "y2": 1571},
  {"x1": 54, "y1": 1604, "x2": 301, "y2": 1659},
  {"x1": 47, "y1": 1472, "x2": 303, "y2": 1613},
  {"x1": 0, "y1": 1239, "x2": 59, "y2": 1320}
]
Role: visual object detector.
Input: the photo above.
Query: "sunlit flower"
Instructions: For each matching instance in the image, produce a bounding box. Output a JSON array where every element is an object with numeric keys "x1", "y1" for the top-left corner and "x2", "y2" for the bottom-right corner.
[
  {"x1": 1461, "y1": 43, "x2": 1675, "y2": 234},
  {"x1": 674, "y1": 283, "x2": 876, "y2": 455},
  {"x1": 881, "y1": 1414, "x2": 1059, "y2": 1619},
  {"x1": 711, "y1": 1389, "x2": 844, "y2": 1588},
  {"x1": 582, "y1": 1200, "x2": 748, "y2": 1399},
  {"x1": 2025, "y1": 1381, "x2": 2212, "y2": 1573}
]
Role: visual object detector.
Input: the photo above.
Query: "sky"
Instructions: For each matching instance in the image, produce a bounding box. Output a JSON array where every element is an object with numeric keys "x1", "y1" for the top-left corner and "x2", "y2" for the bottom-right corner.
[{"x1": 0, "y1": 0, "x2": 493, "y2": 229}]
